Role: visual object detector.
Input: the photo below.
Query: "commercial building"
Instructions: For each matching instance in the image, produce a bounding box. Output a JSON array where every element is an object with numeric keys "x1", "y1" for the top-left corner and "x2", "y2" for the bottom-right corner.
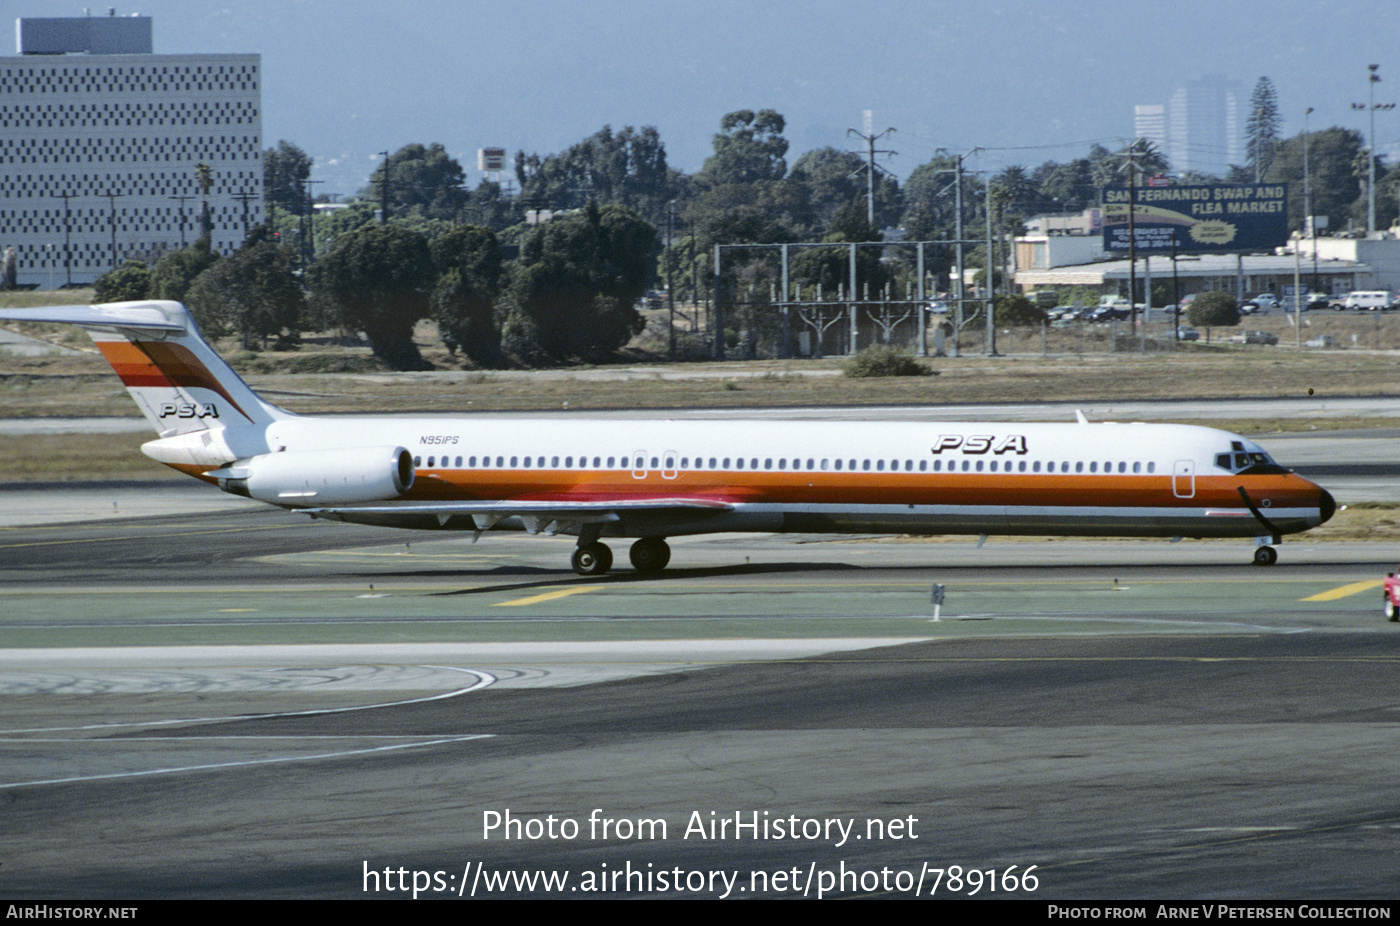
[{"x1": 0, "y1": 13, "x2": 261, "y2": 288}]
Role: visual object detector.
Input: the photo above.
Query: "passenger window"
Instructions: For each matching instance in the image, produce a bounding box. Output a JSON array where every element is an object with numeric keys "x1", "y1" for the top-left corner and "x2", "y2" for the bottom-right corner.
[{"x1": 413, "y1": 455, "x2": 421, "y2": 466}]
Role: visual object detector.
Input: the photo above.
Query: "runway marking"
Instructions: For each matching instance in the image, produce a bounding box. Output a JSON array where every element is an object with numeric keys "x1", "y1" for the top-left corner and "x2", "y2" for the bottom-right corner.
[
  {"x1": 1302, "y1": 579, "x2": 1383, "y2": 601},
  {"x1": 0, "y1": 734, "x2": 495, "y2": 790},
  {"x1": 0, "y1": 522, "x2": 297, "y2": 550},
  {"x1": 494, "y1": 586, "x2": 601, "y2": 607},
  {"x1": 0, "y1": 666, "x2": 496, "y2": 735}
]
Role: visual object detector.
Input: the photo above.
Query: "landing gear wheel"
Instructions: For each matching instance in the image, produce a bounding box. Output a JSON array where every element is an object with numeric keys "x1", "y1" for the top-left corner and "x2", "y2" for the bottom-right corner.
[
  {"x1": 629, "y1": 537, "x2": 671, "y2": 573},
  {"x1": 1252, "y1": 545, "x2": 1278, "y2": 566},
  {"x1": 571, "y1": 542, "x2": 613, "y2": 576},
  {"x1": 1385, "y1": 597, "x2": 1399, "y2": 622}
]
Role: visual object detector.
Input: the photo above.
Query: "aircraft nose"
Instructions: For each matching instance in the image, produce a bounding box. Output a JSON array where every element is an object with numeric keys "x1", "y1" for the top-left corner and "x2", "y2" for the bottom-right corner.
[{"x1": 1318, "y1": 488, "x2": 1337, "y2": 525}]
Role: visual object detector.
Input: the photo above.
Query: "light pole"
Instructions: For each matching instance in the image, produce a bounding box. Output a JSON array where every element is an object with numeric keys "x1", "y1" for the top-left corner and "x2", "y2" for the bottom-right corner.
[
  {"x1": 1351, "y1": 64, "x2": 1395, "y2": 237},
  {"x1": 1304, "y1": 107, "x2": 1319, "y2": 294}
]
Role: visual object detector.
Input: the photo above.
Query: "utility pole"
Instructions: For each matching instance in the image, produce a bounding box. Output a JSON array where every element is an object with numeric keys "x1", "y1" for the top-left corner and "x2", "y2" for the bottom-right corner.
[
  {"x1": 378, "y1": 150, "x2": 391, "y2": 223},
  {"x1": 846, "y1": 120, "x2": 896, "y2": 227},
  {"x1": 61, "y1": 192, "x2": 73, "y2": 286},
  {"x1": 231, "y1": 190, "x2": 258, "y2": 240},
  {"x1": 106, "y1": 191, "x2": 122, "y2": 270},
  {"x1": 302, "y1": 178, "x2": 324, "y2": 268},
  {"x1": 169, "y1": 194, "x2": 194, "y2": 248}
]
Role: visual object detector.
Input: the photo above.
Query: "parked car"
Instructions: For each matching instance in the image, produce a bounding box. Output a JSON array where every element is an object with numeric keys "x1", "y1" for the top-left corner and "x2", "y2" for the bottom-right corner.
[
  {"x1": 1341, "y1": 291, "x2": 1395, "y2": 311},
  {"x1": 1175, "y1": 326, "x2": 1200, "y2": 341},
  {"x1": 1242, "y1": 294, "x2": 1279, "y2": 315},
  {"x1": 1304, "y1": 334, "x2": 1337, "y2": 348},
  {"x1": 1226, "y1": 330, "x2": 1279, "y2": 345}
]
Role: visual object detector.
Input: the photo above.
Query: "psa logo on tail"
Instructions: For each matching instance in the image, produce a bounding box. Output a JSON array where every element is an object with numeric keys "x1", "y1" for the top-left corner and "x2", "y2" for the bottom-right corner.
[{"x1": 159, "y1": 401, "x2": 220, "y2": 420}]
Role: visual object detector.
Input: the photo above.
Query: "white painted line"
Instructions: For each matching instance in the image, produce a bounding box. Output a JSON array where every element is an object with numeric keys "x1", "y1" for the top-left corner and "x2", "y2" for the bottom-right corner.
[
  {"x1": 0, "y1": 734, "x2": 495, "y2": 790},
  {"x1": 0, "y1": 665, "x2": 496, "y2": 734}
]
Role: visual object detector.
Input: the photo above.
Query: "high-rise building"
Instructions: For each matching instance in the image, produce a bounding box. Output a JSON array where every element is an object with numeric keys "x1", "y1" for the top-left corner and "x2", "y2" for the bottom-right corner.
[
  {"x1": 1133, "y1": 104, "x2": 1167, "y2": 154},
  {"x1": 0, "y1": 14, "x2": 261, "y2": 288},
  {"x1": 1167, "y1": 75, "x2": 1242, "y2": 177}
]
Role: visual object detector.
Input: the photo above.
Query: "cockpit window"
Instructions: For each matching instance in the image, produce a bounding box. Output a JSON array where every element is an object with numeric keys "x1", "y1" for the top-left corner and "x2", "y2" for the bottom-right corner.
[{"x1": 1215, "y1": 449, "x2": 1288, "y2": 475}]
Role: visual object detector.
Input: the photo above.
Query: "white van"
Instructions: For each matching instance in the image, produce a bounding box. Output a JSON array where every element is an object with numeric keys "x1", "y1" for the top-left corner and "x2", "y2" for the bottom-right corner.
[{"x1": 1342, "y1": 291, "x2": 1395, "y2": 311}]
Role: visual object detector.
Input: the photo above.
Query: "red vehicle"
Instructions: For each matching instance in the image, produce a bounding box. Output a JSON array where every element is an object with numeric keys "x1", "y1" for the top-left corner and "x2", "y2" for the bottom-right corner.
[{"x1": 1384, "y1": 570, "x2": 1400, "y2": 621}]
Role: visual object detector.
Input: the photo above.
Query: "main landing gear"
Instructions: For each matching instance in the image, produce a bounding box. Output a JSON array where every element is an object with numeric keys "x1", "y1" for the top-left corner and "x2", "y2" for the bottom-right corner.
[
  {"x1": 570, "y1": 530, "x2": 671, "y2": 577},
  {"x1": 1252, "y1": 545, "x2": 1278, "y2": 567}
]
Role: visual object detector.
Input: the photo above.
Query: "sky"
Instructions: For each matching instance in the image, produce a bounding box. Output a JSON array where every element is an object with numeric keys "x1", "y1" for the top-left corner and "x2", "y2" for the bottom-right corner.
[{"x1": 17, "y1": 0, "x2": 1400, "y2": 196}]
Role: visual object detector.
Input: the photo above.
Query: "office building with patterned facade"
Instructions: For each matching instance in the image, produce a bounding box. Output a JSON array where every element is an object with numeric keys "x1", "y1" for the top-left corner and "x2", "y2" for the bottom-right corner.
[{"x1": 1, "y1": 15, "x2": 261, "y2": 288}]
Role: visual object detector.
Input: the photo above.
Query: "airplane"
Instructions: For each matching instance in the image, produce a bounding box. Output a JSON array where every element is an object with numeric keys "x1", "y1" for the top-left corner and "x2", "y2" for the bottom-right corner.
[{"x1": 0, "y1": 300, "x2": 1335, "y2": 573}]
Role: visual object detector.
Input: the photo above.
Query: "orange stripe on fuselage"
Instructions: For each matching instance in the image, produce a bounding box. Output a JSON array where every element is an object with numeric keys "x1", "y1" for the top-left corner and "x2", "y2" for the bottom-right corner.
[{"x1": 402, "y1": 468, "x2": 1319, "y2": 511}]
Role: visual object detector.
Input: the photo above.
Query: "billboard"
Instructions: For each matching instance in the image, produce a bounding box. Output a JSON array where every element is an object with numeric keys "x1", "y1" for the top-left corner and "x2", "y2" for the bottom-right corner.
[
  {"x1": 1102, "y1": 183, "x2": 1288, "y2": 254},
  {"x1": 478, "y1": 147, "x2": 508, "y2": 172}
]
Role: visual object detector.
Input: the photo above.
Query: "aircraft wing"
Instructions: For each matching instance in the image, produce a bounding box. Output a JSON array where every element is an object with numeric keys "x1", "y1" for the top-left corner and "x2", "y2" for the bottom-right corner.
[{"x1": 302, "y1": 497, "x2": 736, "y2": 533}]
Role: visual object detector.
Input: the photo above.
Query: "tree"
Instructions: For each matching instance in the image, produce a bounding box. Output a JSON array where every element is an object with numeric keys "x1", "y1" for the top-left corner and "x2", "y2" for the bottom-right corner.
[
  {"x1": 1030, "y1": 158, "x2": 1096, "y2": 212},
  {"x1": 94, "y1": 260, "x2": 151, "y2": 302},
  {"x1": 186, "y1": 226, "x2": 304, "y2": 348},
  {"x1": 362, "y1": 143, "x2": 466, "y2": 221},
  {"x1": 696, "y1": 110, "x2": 789, "y2": 187},
  {"x1": 1187, "y1": 290, "x2": 1239, "y2": 342},
  {"x1": 993, "y1": 293, "x2": 1047, "y2": 326},
  {"x1": 1246, "y1": 77, "x2": 1282, "y2": 182},
  {"x1": 149, "y1": 239, "x2": 219, "y2": 303},
  {"x1": 1264, "y1": 127, "x2": 1365, "y2": 232},
  {"x1": 515, "y1": 126, "x2": 679, "y2": 225},
  {"x1": 429, "y1": 225, "x2": 503, "y2": 364},
  {"x1": 1091, "y1": 139, "x2": 1170, "y2": 192},
  {"x1": 506, "y1": 203, "x2": 657, "y2": 361},
  {"x1": 308, "y1": 223, "x2": 437, "y2": 369},
  {"x1": 263, "y1": 140, "x2": 312, "y2": 217},
  {"x1": 788, "y1": 147, "x2": 900, "y2": 235}
]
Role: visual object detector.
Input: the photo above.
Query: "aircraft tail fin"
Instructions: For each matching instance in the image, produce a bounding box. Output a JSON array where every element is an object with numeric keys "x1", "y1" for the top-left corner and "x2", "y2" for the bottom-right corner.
[{"x1": 0, "y1": 300, "x2": 291, "y2": 437}]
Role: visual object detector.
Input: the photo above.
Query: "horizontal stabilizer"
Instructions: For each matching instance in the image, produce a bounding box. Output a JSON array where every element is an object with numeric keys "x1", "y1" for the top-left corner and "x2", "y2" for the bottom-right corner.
[{"x1": 0, "y1": 302, "x2": 188, "y2": 333}]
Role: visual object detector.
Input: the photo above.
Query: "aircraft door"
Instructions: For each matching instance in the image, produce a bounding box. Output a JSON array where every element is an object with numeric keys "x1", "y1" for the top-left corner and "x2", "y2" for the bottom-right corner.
[{"x1": 1172, "y1": 459, "x2": 1196, "y2": 498}]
